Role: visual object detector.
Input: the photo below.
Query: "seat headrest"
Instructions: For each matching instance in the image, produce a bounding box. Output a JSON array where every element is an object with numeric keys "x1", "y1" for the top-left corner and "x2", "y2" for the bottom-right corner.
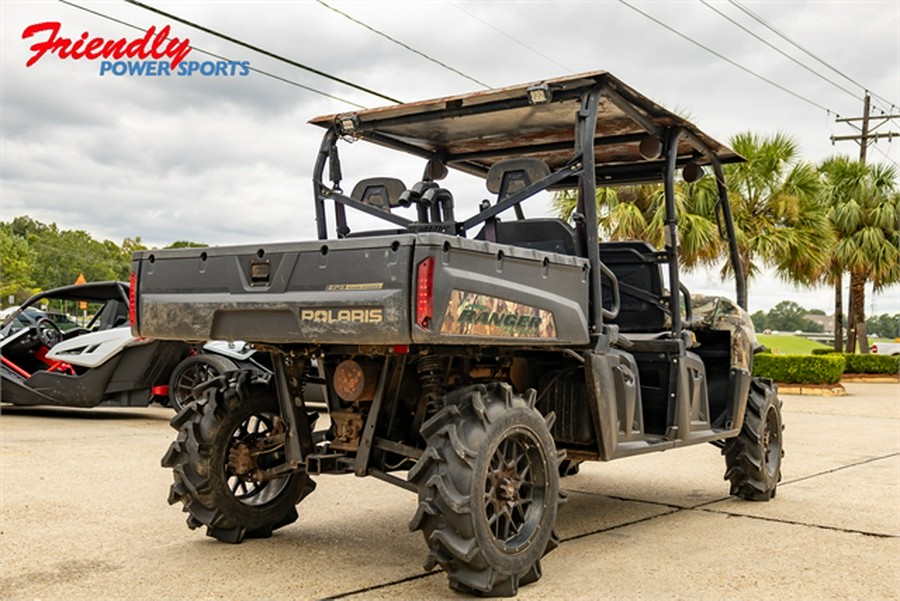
[
  {"x1": 350, "y1": 177, "x2": 407, "y2": 209},
  {"x1": 486, "y1": 158, "x2": 551, "y2": 197}
]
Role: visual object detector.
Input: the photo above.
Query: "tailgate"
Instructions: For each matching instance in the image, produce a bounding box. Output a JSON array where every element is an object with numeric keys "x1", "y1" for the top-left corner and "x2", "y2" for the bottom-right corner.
[{"x1": 133, "y1": 235, "x2": 414, "y2": 344}]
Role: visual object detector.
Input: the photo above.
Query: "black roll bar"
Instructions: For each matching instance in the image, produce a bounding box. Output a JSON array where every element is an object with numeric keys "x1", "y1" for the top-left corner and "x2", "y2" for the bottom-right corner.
[
  {"x1": 663, "y1": 127, "x2": 684, "y2": 335},
  {"x1": 576, "y1": 83, "x2": 607, "y2": 342}
]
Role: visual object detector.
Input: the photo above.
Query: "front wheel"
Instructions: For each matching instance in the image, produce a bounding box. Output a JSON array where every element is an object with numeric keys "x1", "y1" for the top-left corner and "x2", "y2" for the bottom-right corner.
[
  {"x1": 162, "y1": 372, "x2": 316, "y2": 542},
  {"x1": 408, "y1": 382, "x2": 561, "y2": 597},
  {"x1": 724, "y1": 377, "x2": 783, "y2": 501}
]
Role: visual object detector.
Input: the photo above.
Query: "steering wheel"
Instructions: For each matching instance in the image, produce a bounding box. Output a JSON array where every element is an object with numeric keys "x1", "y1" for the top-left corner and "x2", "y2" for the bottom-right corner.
[{"x1": 36, "y1": 317, "x2": 63, "y2": 348}]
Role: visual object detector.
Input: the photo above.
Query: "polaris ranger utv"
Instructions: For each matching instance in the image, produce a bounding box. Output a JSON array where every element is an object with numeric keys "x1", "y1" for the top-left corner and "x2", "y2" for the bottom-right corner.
[{"x1": 131, "y1": 71, "x2": 783, "y2": 597}]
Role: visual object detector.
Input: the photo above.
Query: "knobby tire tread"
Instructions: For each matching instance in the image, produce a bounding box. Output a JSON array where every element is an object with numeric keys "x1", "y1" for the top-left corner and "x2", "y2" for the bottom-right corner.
[
  {"x1": 161, "y1": 371, "x2": 315, "y2": 543},
  {"x1": 408, "y1": 382, "x2": 562, "y2": 597},
  {"x1": 723, "y1": 377, "x2": 784, "y2": 501}
]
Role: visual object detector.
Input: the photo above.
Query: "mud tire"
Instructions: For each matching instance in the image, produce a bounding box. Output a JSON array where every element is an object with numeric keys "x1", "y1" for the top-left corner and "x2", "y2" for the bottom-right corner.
[
  {"x1": 161, "y1": 371, "x2": 316, "y2": 543},
  {"x1": 724, "y1": 377, "x2": 783, "y2": 501},
  {"x1": 408, "y1": 382, "x2": 561, "y2": 597}
]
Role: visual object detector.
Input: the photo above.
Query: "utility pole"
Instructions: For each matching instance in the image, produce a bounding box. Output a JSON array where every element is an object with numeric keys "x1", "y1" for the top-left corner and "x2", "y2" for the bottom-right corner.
[
  {"x1": 831, "y1": 92, "x2": 900, "y2": 161},
  {"x1": 830, "y1": 92, "x2": 900, "y2": 354}
]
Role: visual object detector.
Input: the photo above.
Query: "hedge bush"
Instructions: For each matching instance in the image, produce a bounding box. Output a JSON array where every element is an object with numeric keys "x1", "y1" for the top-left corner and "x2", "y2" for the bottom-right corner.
[
  {"x1": 752, "y1": 353, "x2": 845, "y2": 384},
  {"x1": 843, "y1": 353, "x2": 900, "y2": 374},
  {"x1": 807, "y1": 350, "x2": 900, "y2": 374}
]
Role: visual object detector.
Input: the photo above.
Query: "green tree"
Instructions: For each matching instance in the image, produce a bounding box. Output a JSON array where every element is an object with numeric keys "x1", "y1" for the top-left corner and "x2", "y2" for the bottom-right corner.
[
  {"x1": 165, "y1": 240, "x2": 208, "y2": 249},
  {"x1": 765, "y1": 300, "x2": 809, "y2": 332},
  {"x1": 552, "y1": 179, "x2": 721, "y2": 271},
  {"x1": 866, "y1": 313, "x2": 900, "y2": 339},
  {"x1": 725, "y1": 132, "x2": 831, "y2": 307},
  {"x1": 553, "y1": 132, "x2": 831, "y2": 311},
  {"x1": 0, "y1": 222, "x2": 37, "y2": 306},
  {"x1": 820, "y1": 157, "x2": 899, "y2": 353},
  {"x1": 4, "y1": 216, "x2": 136, "y2": 291},
  {"x1": 751, "y1": 310, "x2": 768, "y2": 332}
]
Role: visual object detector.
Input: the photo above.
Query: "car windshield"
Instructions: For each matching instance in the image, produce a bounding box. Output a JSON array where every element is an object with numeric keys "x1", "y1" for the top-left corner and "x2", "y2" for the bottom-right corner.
[{"x1": 4, "y1": 307, "x2": 45, "y2": 333}]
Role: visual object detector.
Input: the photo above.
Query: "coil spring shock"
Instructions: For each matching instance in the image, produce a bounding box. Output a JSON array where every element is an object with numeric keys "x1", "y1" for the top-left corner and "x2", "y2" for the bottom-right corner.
[{"x1": 417, "y1": 355, "x2": 447, "y2": 416}]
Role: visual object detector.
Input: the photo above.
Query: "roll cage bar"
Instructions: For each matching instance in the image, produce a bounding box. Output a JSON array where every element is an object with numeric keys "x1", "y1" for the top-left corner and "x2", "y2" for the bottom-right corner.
[{"x1": 308, "y1": 71, "x2": 747, "y2": 340}]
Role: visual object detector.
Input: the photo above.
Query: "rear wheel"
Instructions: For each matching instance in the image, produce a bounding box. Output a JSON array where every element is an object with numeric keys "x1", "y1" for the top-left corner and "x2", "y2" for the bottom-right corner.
[
  {"x1": 408, "y1": 382, "x2": 561, "y2": 597},
  {"x1": 162, "y1": 372, "x2": 315, "y2": 542},
  {"x1": 168, "y1": 354, "x2": 238, "y2": 411},
  {"x1": 724, "y1": 377, "x2": 783, "y2": 501}
]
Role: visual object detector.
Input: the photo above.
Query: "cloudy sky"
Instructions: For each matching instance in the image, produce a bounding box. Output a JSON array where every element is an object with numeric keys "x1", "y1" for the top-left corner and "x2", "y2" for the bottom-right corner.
[{"x1": 2, "y1": 0, "x2": 899, "y2": 314}]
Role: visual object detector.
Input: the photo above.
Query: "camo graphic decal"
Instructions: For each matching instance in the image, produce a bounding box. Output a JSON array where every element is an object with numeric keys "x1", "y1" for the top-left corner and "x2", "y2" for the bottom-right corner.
[
  {"x1": 440, "y1": 290, "x2": 557, "y2": 338},
  {"x1": 689, "y1": 294, "x2": 757, "y2": 371}
]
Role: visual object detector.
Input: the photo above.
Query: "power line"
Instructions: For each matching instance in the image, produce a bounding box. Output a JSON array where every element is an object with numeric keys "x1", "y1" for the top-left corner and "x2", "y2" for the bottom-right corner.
[
  {"x1": 617, "y1": 0, "x2": 835, "y2": 114},
  {"x1": 123, "y1": 0, "x2": 402, "y2": 103},
  {"x1": 699, "y1": 0, "x2": 859, "y2": 102},
  {"x1": 59, "y1": 0, "x2": 367, "y2": 108},
  {"x1": 315, "y1": 0, "x2": 491, "y2": 89},
  {"x1": 870, "y1": 142, "x2": 900, "y2": 169},
  {"x1": 447, "y1": 2, "x2": 574, "y2": 74},
  {"x1": 728, "y1": 0, "x2": 898, "y2": 111}
]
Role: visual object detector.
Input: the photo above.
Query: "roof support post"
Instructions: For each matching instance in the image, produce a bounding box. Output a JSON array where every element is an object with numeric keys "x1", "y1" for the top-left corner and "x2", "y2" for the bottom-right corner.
[
  {"x1": 663, "y1": 127, "x2": 684, "y2": 335},
  {"x1": 711, "y1": 158, "x2": 746, "y2": 309},
  {"x1": 575, "y1": 84, "x2": 607, "y2": 343},
  {"x1": 312, "y1": 128, "x2": 337, "y2": 240}
]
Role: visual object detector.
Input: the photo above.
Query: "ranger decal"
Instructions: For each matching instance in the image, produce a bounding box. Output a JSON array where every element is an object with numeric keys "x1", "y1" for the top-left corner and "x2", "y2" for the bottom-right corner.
[{"x1": 441, "y1": 290, "x2": 556, "y2": 338}]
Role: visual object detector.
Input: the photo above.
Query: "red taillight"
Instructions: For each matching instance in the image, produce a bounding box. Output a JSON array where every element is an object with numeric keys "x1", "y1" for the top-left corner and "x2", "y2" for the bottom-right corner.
[
  {"x1": 416, "y1": 257, "x2": 435, "y2": 329},
  {"x1": 128, "y1": 270, "x2": 138, "y2": 333}
]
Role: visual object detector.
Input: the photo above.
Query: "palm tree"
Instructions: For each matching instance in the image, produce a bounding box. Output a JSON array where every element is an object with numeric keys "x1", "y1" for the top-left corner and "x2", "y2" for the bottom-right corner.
[
  {"x1": 724, "y1": 132, "x2": 830, "y2": 299},
  {"x1": 551, "y1": 180, "x2": 722, "y2": 269},
  {"x1": 820, "y1": 157, "x2": 899, "y2": 353},
  {"x1": 552, "y1": 132, "x2": 830, "y2": 312}
]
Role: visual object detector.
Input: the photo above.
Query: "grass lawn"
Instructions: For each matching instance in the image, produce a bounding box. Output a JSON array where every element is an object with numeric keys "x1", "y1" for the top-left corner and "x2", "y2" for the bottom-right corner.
[{"x1": 757, "y1": 334, "x2": 831, "y2": 355}]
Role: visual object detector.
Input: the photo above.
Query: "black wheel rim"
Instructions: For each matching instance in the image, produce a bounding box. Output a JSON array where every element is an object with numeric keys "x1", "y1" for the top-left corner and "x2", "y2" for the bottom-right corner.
[
  {"x1": 226, "y1": 412, "x2": 289, "y2": 507},
  {"x1": 762, "y1": 405, "x2": 782, "y2": 478},
  {"x1": 482, "y1": 428, "x2": 547, "y2": 553},
  {"x1": 173, "y1": 362, "x2": 218, "y2": 406}
]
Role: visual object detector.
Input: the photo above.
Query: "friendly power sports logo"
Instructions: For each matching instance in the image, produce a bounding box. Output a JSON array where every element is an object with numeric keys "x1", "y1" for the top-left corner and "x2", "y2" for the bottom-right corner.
[{"x1": 22, "y1": 21, "x2": 250, "y2": 77}]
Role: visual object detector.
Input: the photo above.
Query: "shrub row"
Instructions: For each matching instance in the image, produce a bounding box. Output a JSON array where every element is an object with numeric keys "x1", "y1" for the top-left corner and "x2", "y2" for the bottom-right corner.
[
  {"x1": 808, "y1": 349, "x2": 900, "y2": 374},
  {"x1": 752, "y1": 354, "x2": 845, "y2": 384}
]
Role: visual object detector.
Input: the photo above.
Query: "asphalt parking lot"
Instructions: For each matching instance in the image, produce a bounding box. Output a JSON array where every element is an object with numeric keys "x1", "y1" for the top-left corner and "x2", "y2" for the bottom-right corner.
[{"x1": 1, "y1": 381, "x2": 897, "y2": 600}]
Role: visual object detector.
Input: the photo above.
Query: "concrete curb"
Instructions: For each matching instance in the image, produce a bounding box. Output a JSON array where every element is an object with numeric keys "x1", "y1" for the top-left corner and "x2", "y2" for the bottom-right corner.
[
  {"x1": 776, "y1": 383, "x2": 846, "y2": 396},
  {"x1": 840, "y1": 373, "x2": 900, "y2": 383},
  {"x1": 776, "y1": 374, "x2": 900, "y2": 395}
]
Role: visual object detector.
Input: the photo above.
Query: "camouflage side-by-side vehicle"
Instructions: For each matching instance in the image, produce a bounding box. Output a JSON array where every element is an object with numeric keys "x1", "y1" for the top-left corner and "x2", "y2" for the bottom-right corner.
[{"x1": 131, "y1": 71, "x2": 783, "y2": 596}]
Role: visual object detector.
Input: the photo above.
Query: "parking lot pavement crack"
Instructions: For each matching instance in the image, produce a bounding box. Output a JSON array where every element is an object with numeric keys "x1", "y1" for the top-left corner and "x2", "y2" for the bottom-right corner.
[
  {"x1": 563, "y1": 487, "x2": 690, "y2": 509},
  {"x1": 694, "y1": 509, "x2": 898, "y2": 539},
  {"x1": 682, "y1": 452, "x2": 900, "y2": 512},
  {"x1": 779, "y1": 451, "x2": 900, "y2": 487},
  {"x1": 320, "y1": 570, "x2": 440, "y2": 600},
  {"x1": 560, "y1": 506, "x2": 682, "y2": 543},
  {"x1": 319, "y1": 493, "x2": 687, "y2": 597},
  {"x1": 564, "y1": 487, "x2": 732, "y2": 512}
]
